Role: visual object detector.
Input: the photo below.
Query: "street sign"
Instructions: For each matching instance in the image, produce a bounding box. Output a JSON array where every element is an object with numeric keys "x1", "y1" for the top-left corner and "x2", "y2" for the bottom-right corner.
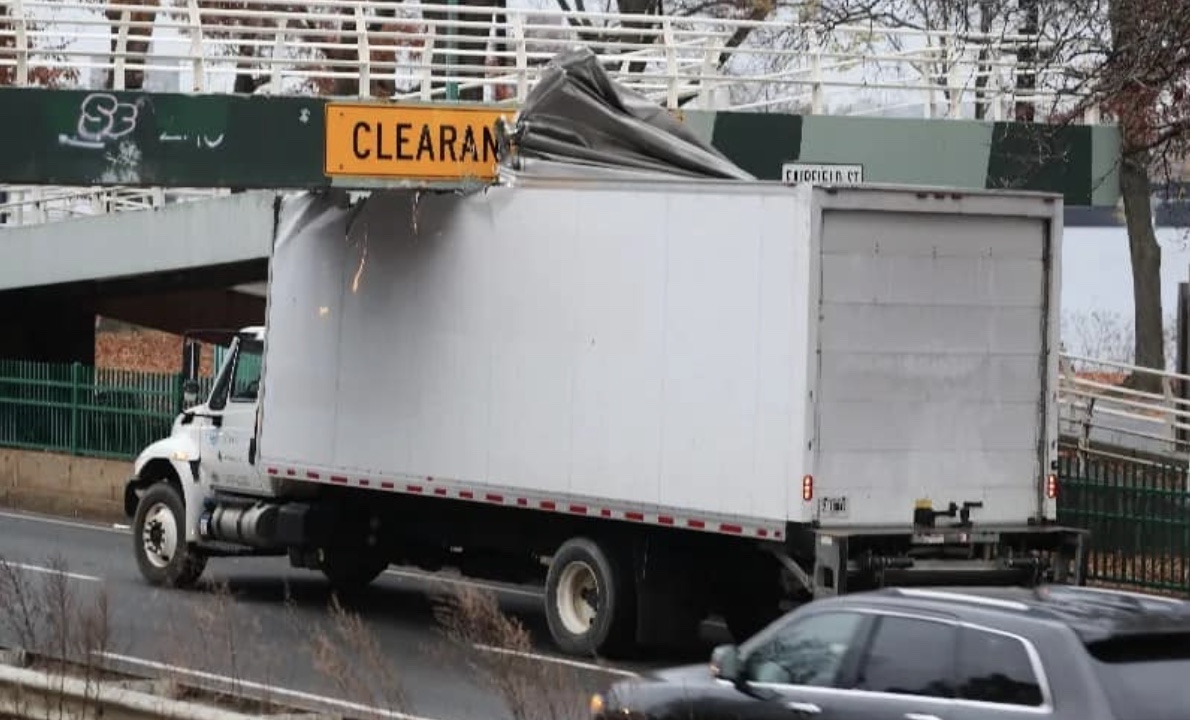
[
  {"x1": 324, "y1": 103, "x2": 514, "y2": 180},
  {"x1": 782, "y1": 162, "x2": 864, "y2": 185}
]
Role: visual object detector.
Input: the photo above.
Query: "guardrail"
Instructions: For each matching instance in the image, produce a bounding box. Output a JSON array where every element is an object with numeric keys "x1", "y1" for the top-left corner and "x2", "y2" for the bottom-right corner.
[
  {"x1": 0, "y1": 185, "x2": 228, "y2": 226},
  {"x1": 1059, "y1": 353, "x2": 1190, "y2": 464},
  {"x1": 0, "y1": 647, "x2": 311, "y2": 720},
  {"x1": 0, "y1": 0, "x2": 1097, "y2": 120}
]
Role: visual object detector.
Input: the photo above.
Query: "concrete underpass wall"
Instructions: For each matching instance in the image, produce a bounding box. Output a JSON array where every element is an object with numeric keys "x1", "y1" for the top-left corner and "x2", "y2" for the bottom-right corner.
[
  {"x1": 0, "y1": 190, "x2": 276, "y2": 363},
  {"x1": 0, "y1": 448, "x2": 127, "y2": 521},
  {"x1": 0, "y1": 190, "x2": 277, "y2": 292}
]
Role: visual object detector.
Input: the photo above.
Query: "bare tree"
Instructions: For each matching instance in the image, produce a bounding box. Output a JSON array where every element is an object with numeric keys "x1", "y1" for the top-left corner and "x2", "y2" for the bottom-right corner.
[
  {"x1": 797, "y1": 0, "x2": 1104, "y2": 120},
  {"x1": 1082, "y1": 0, "x2": 1190, "y2": 387}
]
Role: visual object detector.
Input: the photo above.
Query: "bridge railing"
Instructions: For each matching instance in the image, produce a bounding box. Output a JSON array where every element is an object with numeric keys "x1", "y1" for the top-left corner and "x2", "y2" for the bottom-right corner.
[
  {"x1": 0, "y1": 185, "x2": 228, "y2": 226},
  {"x1": 0, "y1": 0, "x2": 1097, "y2": 120},
  {"x1": 1059, "y1": 353, "x2": 1190, "y2": 464}
]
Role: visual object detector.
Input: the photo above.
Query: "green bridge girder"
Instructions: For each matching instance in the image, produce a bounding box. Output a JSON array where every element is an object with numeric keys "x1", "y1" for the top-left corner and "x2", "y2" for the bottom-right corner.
[{"x1": 0, "y1": 87, "x2": 1122, "y2": 207}]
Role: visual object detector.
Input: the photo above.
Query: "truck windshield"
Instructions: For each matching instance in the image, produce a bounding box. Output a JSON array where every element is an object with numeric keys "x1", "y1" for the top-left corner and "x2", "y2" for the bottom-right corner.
[{"x1": 1088, "y1": 634, "x2": 1190, "y2": 720}]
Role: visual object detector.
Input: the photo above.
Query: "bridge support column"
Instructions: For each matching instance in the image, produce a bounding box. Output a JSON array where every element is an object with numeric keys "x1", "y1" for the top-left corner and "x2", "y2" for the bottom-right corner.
[{"x1": 0, "y1": 291, "x2": 96, "y2": 365}]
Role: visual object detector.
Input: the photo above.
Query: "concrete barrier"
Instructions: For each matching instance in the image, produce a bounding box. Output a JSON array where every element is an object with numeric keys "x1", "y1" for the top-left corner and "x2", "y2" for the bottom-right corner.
[{"x1": 0, "y1": 449, "x2": 129, "y2": 523}]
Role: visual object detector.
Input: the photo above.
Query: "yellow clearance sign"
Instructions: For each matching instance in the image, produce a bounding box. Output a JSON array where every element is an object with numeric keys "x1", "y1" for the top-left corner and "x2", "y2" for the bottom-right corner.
[{"x1": 325, "y1": 103, "x2": 513, "y2": 180}]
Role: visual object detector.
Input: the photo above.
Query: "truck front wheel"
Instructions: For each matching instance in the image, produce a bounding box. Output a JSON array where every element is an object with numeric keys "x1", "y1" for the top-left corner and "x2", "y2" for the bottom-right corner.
[
  {"x1": 132, "y1": 482, "x2": 207, "y2": 588},
  {"x1": 544, "y1": 537, "x2": 635, "y2": 657}
]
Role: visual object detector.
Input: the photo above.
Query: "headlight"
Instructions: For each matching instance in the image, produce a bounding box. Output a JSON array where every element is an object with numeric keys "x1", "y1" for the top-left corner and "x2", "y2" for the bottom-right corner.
[{"x1": 589, "y1": 693, "x2": 605, "y2": 716}]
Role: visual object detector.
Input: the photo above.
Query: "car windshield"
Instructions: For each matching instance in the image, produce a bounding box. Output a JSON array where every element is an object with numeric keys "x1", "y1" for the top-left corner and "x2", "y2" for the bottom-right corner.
[{"x1": 1088, "y1": 634, "x2": 1190, "y2": 720}]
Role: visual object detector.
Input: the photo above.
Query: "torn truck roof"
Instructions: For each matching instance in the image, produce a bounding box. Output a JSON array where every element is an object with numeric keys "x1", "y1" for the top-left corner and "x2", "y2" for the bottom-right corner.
[{"x1": 500, "y1": 47, "x2": 755, "y2": 181}]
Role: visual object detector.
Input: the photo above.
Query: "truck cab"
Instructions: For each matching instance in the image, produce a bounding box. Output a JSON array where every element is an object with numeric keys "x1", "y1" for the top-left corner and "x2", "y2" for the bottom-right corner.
[
  {"x1": 182, "y1": 327, "x2": 266, "y2": 495},
  {"x1": 123, "y1": 327, "x2": 274, "y2": 585}
]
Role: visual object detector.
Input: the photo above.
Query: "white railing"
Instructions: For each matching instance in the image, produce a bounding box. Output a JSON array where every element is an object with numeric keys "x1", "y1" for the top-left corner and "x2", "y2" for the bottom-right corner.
[
  {"x1": 0, "y1": 185, "x2": 228, "y2": 226},
  {"x1": 1059, "y1": 354, "x2": 1190, "y2": 464},
  {"x1": 0, "y1": 0, "x2": 1098, "y2": 121}
]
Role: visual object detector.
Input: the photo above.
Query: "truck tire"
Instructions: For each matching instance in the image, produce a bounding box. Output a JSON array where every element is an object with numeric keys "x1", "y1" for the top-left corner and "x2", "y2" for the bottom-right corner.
[
  {"x1": 132, "y1": 482, "x2": 207, "y2": 589},
  {"x1": 545, "y1": 537, "x2": 635, "y2": 657},
  {"x1": 318, "y1": 549, "x2": 388, "y2": 592}
]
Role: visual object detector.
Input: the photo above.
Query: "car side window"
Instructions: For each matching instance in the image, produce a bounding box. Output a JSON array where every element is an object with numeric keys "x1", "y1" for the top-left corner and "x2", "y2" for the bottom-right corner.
[
  {"x1": 955, "y1": 627, "x2": 1045, "y2": 706},
  {"x1": 230, "y1": 350, "x2": 262, "y2": 402},
  {"x1": 744, "y1": 611, "x2": 867, "y2": 687},
  {"x1": 854, "y1": 615, "x2": 957, "y2": 698}
]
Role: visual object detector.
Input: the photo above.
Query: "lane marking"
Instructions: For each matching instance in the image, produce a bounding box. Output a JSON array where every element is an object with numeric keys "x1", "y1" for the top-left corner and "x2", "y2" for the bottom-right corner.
[
  {"x1": 0, "y1": 509, "x2": 129, "y2": 535},
  {"x1": 99, "y1": 652, "x2": 441, "y2": 720},
  {"x1": 0, "y1": 560, "x2": 102, "y2": 583},
  {"x1": 471, "y1": 644, "x2": 640, "y2": 678},
  {"x1": 384, "y1": 568, "x2": 543, "y2": 599}
]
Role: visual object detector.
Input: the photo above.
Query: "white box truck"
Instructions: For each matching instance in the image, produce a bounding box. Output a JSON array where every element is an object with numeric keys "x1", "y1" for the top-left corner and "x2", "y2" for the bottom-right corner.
[{"x1": 124, "y1": 175, "x2": 1087, "y2": 657}]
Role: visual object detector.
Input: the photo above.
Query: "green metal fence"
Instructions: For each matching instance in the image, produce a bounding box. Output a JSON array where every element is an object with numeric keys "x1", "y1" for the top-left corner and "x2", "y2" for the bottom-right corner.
[
  {"x1": 1058, "y1": 453, "x2": 1190, "y2": 595},
  {"x1": 0, "y1": 359, "x2": 191, "y2": 460}
]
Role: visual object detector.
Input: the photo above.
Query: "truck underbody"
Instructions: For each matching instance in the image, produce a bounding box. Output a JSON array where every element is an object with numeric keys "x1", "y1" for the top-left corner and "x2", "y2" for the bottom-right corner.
[{"x1": 125, "y1": 469, "x2": 1087, "y2": 657}]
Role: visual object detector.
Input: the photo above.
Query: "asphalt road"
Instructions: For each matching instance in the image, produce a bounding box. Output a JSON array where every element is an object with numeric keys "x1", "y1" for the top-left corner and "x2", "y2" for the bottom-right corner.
[{"x1": 0, "y1": 508, "x2": 722, "y2": 720}]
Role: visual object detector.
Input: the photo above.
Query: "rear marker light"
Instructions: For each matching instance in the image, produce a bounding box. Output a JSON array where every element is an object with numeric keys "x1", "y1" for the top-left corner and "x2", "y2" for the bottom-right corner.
[
  {"x1": 1046, "y1": 474, "x2": 1059, "y2": 499},
  {"x1": 802, "y1": 475, "x2": 813, "y2": 501}
]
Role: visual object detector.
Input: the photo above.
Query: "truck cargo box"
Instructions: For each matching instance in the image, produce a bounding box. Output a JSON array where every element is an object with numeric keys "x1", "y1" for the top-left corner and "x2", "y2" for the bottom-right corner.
[{"x1": 257, "y1": 178, "x2": 1061, "y2": 539}]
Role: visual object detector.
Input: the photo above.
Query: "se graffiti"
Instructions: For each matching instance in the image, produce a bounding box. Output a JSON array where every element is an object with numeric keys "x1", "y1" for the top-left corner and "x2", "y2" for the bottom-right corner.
[{"x1": 56, "y1": 93, "x2": 224, "y2": 150}]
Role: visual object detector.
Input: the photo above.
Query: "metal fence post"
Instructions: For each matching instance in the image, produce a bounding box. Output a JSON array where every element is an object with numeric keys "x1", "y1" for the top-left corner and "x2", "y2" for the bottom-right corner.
[
  {"x1": 69, "y1": 362, "x2": 81, "y2": 455},
  {"x1": 175, "y1": 373, "x2": 185, "y2": 416}
]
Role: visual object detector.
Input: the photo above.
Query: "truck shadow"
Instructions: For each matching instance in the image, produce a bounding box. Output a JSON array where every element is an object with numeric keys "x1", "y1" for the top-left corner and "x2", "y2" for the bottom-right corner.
[{"x1": 194, "y1": 567, "x2": 719, "y2": 668}]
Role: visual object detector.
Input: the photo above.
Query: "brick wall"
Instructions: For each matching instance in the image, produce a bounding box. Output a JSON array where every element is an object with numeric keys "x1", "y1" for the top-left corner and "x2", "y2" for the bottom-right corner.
[{"x1": 95, "y1": 324, "x2": 217, "y2": 377}]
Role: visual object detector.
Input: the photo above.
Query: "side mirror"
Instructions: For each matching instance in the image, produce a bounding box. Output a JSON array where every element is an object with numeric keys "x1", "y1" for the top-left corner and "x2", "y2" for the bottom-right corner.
[
  {"x1": 710, "y1": 644, "x2": 743, "y2": 683},
  {"x1": 182, "y1": 379, "x2": 201, "y2": 407}
]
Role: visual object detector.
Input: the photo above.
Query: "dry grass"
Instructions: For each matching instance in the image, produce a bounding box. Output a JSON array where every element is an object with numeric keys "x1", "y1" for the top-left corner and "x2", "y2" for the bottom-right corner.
[
  {"x1": 0, "y1": 552, "x2": 595, "y2": 720},
  {"x1": 432, "y1": 584, "x2": 592, "y2": 720},
  {"x1": 0, "y1": 553, "x2": 119, "y2": 719},
  {"x1": 304, "y1": 591, "x2": 409, "y2": 716}
]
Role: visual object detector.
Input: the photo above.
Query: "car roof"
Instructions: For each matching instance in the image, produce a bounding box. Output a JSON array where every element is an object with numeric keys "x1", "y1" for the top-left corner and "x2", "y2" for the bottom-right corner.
[{"x1": 823, "y1": 585, "x2": 1190, "y2": 643}]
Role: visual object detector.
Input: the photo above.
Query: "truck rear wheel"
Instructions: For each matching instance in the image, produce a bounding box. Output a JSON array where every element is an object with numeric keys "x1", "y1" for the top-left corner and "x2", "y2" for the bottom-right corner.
[
  {"x1": 132, "y1": 482, "x2": 207, "y2": 588},
  {"x1": 544, "y1": 537, "x2": 635, "y2": 657}
]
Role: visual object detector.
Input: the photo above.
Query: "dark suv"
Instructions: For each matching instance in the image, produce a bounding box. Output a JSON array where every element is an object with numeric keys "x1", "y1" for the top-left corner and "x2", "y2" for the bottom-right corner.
[{"x1": 591, "y1": 585, "x2": 1190, "y2": 720}]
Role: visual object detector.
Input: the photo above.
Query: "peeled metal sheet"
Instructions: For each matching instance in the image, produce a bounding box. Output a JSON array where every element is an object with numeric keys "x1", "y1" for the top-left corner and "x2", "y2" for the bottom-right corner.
[{"x1": 503, "y1": 47, "x2": 755, "y2": 180}]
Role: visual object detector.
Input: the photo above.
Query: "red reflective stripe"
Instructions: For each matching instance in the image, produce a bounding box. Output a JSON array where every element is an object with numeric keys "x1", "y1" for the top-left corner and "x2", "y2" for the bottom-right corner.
[{"x1": 285, "y1": 466, "x2": 782, "y2": 540}]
